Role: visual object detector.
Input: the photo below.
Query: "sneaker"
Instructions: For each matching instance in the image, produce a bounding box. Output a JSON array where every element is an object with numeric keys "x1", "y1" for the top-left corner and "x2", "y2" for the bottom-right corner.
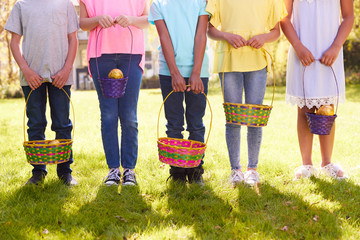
[
  {"x1": 168, "y1": 167, "x2": 187, "y2": 183},
  {"x1": 26, "y1": 171, "x2": 46, "y2": 185},
  {"x1": 104, "y1": 168, "x2": 121, "y2": 186},
  {"x1": 229, "y1": 169, "x2": 244, "y2": 185},
  {"x1": 294, "y1": 165, "x2": 317, "y2": 180},
  {"x1": 59, "y1": 173, "x2": 78, "y2": 186},
  {"x1": 244, "y1": 170, "x2": 260, "y2": 186},
  {"x1": 122, "y1": 169, "x2": 137, "y2": 186},
  {"x1": 187, "y1": 166, "x2": 204, "y2": 185}
]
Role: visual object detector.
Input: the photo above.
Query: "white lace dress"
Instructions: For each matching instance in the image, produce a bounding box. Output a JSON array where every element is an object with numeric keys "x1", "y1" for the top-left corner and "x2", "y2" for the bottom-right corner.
[{"x1": 285, "y1": 0, "x2": 345, "y2": 109}]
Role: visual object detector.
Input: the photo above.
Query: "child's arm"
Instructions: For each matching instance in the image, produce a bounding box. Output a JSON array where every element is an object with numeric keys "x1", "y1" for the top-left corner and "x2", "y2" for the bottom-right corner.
[
  {"x1": 79, "y1": 2, "x2": 115, "y2": 31},
  {"x1": 207, "y1": 23, "x2": 247, "y2": 49},
  {"x1": 51, "y1": 31, "x2": 78, "y2": 89},
  {"x1": 189, "y1": 15, "x2": 208, "y2": 94},
  {"x1": 280, "y1": 0, "x2": 315, "y2": 66},
  {"x1": 9, "y1": 32, "x2": 42, "y2": 90},
  {"x1": 154, "y1": 20, "x2": 186, "y2": 92},
  {"x1": 247, "y1": 23, "x2": 280, "y2": 49},
  {"x1": 320, "y1": 0, "x2": 354, "y2": 66},
  {"x1": 114, "y1": 0, "x2": 150, "y2": 29}
]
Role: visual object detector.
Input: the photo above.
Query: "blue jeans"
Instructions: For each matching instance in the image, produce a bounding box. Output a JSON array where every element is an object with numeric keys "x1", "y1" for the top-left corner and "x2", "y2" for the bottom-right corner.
[
  {"x1": 89, "y1": 54, "x2": 142, "y2": 169},
  {"x1": 219, "y1": 68, "x2": 267, "y2": 170},
  {"x1": 159, "y1": 75, "x2": 209, "y2": 166},
  {"x1": 22, "y1": 83, "x2": 73, "y2": 176}
]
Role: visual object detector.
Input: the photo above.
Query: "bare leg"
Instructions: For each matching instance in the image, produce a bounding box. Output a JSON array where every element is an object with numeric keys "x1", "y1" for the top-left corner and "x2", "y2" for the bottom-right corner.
[
  {"x1": 319, "y1": 123, "x2": 344, "y2": 177},
  {"x1": 297, "y1": 106, "x2": 315, "y2": 165}
]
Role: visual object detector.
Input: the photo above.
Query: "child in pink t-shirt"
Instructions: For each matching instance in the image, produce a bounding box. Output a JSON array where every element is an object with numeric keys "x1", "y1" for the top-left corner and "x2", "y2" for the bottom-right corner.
[{"x1": 79, "y1": 0, "x2": 149, "y2": 186}]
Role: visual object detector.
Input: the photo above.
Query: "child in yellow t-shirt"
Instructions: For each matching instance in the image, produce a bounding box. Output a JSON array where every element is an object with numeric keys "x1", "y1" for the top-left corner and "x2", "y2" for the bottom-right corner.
[{"x1": 206, "y1": 0, "x2": 286, "y2": 186}]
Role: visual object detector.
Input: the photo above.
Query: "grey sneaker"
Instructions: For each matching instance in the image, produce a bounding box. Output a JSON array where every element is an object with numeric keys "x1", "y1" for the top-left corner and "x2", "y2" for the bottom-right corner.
[
  {"x1": 229, "y1": 169, "x2": 244, "y2": 185},
  {"x1": 244, "y1": 170, "x2": 260, "y2": 186},
  {"x1": 122, "y1": 169, "x2": 137, "y2": 186},
  {"x1": 104, "y1": 168, "x2": 121, "y2": 186},
  {"x1": 59, "y1": 173, "x2": 78, "y2": 186}
]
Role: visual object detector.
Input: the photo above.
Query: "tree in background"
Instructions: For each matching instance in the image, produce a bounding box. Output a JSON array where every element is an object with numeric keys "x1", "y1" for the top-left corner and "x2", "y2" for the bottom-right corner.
[{"x1": 0, "y1": 0, "x2": 22, "y2": 98}]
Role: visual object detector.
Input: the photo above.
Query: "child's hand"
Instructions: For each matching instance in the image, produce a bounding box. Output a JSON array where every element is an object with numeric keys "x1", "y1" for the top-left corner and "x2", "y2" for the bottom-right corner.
[
  {"x1": 51, "y1": 66, "x2": 72, "y2": 89},
  {"x1": 98, "y1": 15, "x2": 115, "y2": 28},
  {"x1": 320, "y1": 45, "x2": 341, "y2": 66},
  {"x1": 188, "y1": 73, "x2": 204, "y2": 94},
  {"x1": 23, "y1": 67, "x2": 42, "y2": 90},
  {"x1": 294, "y1": 44, "x2": 315, "y2": 66},
  {"x1": 171, "y1": 72, "x2": 186, "y2": 92},
  {"x1": 223, "y1": 32, "x2": 246, "y2": 49},
  {"x1": 247, "y1": 35, "x2": 266, "y2": 49},
  {"x1": 114, "y1": 15, "x2": 133, "y2": 28}
]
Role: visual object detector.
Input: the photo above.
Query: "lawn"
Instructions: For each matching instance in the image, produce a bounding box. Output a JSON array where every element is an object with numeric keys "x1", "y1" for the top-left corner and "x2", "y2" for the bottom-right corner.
[{"x1": 0, "y1": 84, "x2": 360, "y2": 239}]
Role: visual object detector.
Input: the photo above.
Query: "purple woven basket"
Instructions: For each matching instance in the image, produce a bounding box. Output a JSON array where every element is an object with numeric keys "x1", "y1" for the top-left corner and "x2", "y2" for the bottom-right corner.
[
  {"x1": 95, "y1": 27, "x2": 133, "y2": 98},
  {"x1": 99, "y1": 77, "x2": 128, "y2": 98},
  {"x1": 303, "y1": 63, "x2": 339, "y2": 135},
  {"x1": 305, "y1": 112, "x2": 337, "y2": 135}
]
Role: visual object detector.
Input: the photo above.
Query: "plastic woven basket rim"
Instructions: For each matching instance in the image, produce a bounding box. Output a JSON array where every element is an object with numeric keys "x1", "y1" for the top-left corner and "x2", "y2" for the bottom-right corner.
[
  {"x1": 305, "y1": 112, "x2": 337, "y2": 118},
  {"x1": 157, "y1": 137, "x2": 206, "y2": 150},
  {"x1": 99, "y1": 76, "x2": 128, "y2": 81},
  {"x1": 23, "y1": 139, "x2": 73, "y2": 147},
  {"x1": 223, "y1": 102, "x2": 273, "y2": 110}
]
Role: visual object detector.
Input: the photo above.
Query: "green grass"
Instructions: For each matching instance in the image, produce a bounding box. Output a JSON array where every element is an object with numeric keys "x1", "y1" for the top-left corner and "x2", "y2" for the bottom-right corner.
[{"x1": 0, "y1": 85, "x2": 360, "y2": 239}]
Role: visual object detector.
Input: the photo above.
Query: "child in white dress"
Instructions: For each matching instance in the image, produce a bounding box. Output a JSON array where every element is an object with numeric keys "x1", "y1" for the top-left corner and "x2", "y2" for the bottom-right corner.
[{"x1": 281, "y1": 0, "x2": 354, "y2": 179}]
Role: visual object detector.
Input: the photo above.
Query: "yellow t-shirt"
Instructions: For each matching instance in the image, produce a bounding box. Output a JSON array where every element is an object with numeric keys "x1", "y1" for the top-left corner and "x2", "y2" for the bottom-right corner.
[{"x1": 206, "y1": 0, "x2": 287, "y2": 73}]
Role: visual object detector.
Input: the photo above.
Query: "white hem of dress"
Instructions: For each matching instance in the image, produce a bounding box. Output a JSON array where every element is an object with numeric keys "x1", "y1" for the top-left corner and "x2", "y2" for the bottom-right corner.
[{"x1": 285, "y1": 94, "x2": 345, "y2": 109}]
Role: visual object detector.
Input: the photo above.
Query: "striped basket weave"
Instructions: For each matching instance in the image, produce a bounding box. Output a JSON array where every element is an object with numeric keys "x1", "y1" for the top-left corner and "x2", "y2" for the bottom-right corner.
[
  {"x1": 23, "y1": 85, "x2": 75, "y2": 165},
  {"x1": 221, "y1": 48, "x2": 275, "y2": 127},
  {"x1": 157, "y1": 88, "x2": 212, "y2": 168}
]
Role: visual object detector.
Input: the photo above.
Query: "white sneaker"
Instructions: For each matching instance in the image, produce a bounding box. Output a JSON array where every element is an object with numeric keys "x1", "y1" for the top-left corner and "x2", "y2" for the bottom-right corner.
[
  {"x1": 244, "y1": 170, "x2": 260, "y2": 186},
  {"x1": 229, "y1": 170, "x2": 244, "y2": 185},
  {"x1": 294, "y1": 165, "x2": 317, "y2": 180},
  {"x1": 122, "y1": 169, "x2": 137, "y2": 186}
]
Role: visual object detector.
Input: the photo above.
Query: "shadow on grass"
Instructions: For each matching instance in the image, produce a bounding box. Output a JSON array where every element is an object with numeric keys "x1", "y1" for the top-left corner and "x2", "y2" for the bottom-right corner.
[
  {"x1": 233, "y1": 182, "x2": 341, "y2": 239},
  {"x1": 166, "y1": 182, "x2": 233, "y2": 239},
  {"x1": 66, "y1": 185, "x2": 163, "y2": 239},
  {"x1": 0, "y1": 181, "x2": 70, "y2": 239},
  {"x1": 311, "y1": 178, "x2": 360, "y2": 228}
]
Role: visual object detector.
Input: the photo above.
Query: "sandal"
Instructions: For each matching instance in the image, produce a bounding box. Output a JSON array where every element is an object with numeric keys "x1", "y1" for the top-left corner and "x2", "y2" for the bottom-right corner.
[
  {"x1": 321, "y1": 163, "x2": 346, "y2": 180},
  {"x1": 294, "y1": 165, "x2": 317, "y2": 180}
]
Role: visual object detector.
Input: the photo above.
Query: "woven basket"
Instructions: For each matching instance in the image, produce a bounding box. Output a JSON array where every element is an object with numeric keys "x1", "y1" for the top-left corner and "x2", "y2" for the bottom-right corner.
[
  {"x1": 157, "y1": 88, "x2": 213, "y2": 168},
  {"x1": 303, "y1": 64, "x2": 339, "y2": 135},
  {"x1": 221, "y1": 48, "x2": 275, "y2": 127},
  {"x1": 23, "y1": 86, "x2": 75, "y2": 165},
  {"x1": 95, "y1": 27, "x2": 133, "y2": 98}
]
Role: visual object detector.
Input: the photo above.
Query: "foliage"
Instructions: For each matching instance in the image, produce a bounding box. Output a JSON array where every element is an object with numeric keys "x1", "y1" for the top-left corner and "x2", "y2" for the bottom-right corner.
[{"x1": 0, "y1": 87, "x2": 360, "y2": 239}]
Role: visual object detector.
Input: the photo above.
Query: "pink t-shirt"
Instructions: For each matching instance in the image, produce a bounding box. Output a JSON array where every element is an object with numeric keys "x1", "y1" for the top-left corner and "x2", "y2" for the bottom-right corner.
[{"x1": 81, "y1": 0, "x2": 146, "y2": 70}]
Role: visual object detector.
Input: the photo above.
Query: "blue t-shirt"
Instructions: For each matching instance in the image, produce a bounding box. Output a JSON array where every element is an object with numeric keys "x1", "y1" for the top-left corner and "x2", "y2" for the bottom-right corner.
[{"x1": 148, "y1": 0, "x2": 209, "y2": 78}]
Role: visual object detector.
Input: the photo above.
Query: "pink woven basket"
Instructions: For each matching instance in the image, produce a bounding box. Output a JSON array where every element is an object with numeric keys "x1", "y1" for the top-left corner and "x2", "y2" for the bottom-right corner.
[{"x1": 157, "y1": 88, "x2": 213, "y2": 168}]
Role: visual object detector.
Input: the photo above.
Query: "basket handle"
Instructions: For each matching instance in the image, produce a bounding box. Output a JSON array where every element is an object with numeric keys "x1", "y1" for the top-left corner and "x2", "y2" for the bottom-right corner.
[
  {"x1": 23, "y1": 83, "x2": 75, "y2": 142},
  {"x1": 157, "y1": 85, "x2": 213, "y2": 145},
  {"x1": 302, "y1": 61, "x2": 339, "y2": 114},
  {"x1": 94, "y1": 27, "x2": 134, "y2": 79},
  {"x1": 220, "y1": 47, "x2": 275, "y2": 107}
]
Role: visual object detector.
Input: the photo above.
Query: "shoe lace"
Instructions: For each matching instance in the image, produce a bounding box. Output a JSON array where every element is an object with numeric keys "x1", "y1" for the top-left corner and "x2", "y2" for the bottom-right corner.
[
  {"x1": 245, "y1": 170, "x2": 259, "y2": 182},
  {"x1": 231, "y1": 170, "x2": 244, "y2": 182},
  {"x1": 123, "y1": 169, "x2": 136, "y2": 183},
  {"x1": 105, "y1": 168, "x2": 121, "y2": 181}
]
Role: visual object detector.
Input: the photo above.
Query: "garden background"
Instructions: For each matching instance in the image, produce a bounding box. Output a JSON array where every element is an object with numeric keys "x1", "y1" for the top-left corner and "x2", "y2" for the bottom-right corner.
[{"x1": 0, "y1": 1, "x2": 360, "y2": 239}]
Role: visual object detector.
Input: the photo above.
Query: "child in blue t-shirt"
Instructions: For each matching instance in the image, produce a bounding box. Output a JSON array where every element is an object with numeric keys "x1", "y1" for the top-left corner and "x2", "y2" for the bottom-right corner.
[
  {"x1": 5, "y1": 0, "x2": 79, "y2": 186},
  {"x1": 148, "y1": 0, "x2": 209, "y2": 184}
]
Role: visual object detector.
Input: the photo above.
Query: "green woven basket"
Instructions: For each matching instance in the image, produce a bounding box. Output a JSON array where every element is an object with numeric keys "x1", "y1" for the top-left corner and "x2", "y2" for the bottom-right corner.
[
  {"x1": 221, "y1": 48, "x2": 275, "y2": 127},
  {"x1": 23, "y1": 86, "x2": 75, "y2": 165}
]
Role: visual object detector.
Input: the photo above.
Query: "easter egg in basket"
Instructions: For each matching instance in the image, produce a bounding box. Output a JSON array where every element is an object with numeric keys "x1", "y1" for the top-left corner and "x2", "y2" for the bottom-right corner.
[
  {"x1": 108, "y1": 69, "x2": 124, "y2": 79},
  {"x1": 316, "y1": 105, "x2": 334, "y2": 116}
]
